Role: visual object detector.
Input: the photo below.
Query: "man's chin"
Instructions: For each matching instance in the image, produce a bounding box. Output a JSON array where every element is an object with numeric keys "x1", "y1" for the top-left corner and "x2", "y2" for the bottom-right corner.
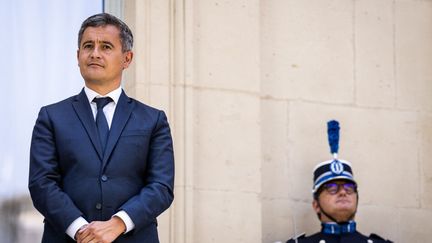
[
  {"x1": 84, "y1": 77, "x2": 105, "y2": 84},
  {"x1": 334, "y1": 209, "x2": 356, "y2": 221}
]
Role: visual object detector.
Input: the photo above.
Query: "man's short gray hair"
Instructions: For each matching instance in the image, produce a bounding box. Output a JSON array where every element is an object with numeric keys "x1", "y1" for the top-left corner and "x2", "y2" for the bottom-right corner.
[{"x1": 78, "y1": 13, "x2": 133, "y2": 52}]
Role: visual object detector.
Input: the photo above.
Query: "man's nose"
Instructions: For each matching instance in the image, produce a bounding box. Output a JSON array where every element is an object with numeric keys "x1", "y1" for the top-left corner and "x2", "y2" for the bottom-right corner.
[
  {"x1": 90, "y1": 46, "x2": 101, "y2": 58},
  {"x1": 337, "y1": 185, "x2": 348, "y2": 195}
]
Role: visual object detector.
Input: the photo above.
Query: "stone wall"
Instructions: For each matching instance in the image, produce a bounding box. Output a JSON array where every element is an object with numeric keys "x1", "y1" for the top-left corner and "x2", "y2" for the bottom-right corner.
[{"x1": 118, "y1": 0, "x2": 432, "y2": 242}]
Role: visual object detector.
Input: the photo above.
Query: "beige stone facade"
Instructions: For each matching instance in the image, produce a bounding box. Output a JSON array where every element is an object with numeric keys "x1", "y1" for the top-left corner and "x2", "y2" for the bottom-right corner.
[{"x1": 110, "y1": 0, "x2": 432, "y2": 242}]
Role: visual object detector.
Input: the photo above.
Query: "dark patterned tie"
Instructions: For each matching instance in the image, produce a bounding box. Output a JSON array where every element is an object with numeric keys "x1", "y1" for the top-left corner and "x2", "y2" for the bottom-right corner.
[{"x1": 93, "y1": 97, "x2": 113, "y2": 153}]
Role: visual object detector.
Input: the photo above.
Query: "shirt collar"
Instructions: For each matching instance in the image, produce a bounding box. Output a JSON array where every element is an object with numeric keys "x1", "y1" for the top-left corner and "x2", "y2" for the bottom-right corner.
[
  {"x1": 321, "y1": 221, "x2": 356, "y2": 235},
  {"x1": 84, "y1": 86, "x2": 122, "y2": 105}
]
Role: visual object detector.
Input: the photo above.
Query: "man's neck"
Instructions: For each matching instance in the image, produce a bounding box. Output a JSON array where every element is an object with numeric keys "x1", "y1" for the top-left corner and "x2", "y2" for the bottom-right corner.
[{"x1": 85, "y1": 82, "x2": 121, "y2": 96}]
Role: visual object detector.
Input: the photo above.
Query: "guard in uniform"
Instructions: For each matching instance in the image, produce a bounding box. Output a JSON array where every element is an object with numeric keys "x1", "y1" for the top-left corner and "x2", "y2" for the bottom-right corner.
[{"x1": 287, "y1": 120, "x2": 392, "y2": 243}]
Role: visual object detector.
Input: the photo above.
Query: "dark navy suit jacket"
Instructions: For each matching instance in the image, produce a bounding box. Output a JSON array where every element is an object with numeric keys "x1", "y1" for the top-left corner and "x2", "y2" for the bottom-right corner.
[{"x1": 29, "y1": 89, "x2": 174, "y2": 243}]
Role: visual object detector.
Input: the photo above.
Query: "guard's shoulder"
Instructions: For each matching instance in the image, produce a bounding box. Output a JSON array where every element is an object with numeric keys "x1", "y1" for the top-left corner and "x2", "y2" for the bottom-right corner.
[
  {"x1": 286, "y1": 232, "x2": 306, "y2": 243},
  {"x1": 286, "y1": 232, "x2": 321, "y2": 243},
  {"x1": 368, "y1": 233, "x2": 393, "y2": 243}
]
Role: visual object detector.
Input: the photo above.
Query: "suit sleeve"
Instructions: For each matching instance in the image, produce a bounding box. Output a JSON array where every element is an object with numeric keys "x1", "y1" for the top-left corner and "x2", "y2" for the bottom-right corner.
[
  {"x1": 28, "y1": 107, "x2": 83, "y2": 233},
  {"x1": 119, "y1": 110, "x2": 175, "y2": 231}
]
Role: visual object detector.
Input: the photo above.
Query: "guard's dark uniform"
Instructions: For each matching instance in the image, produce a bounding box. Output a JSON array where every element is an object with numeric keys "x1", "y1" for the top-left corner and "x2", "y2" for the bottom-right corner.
[{"x1": 286, "y1": 231, "x2": 393, "y2": 243}]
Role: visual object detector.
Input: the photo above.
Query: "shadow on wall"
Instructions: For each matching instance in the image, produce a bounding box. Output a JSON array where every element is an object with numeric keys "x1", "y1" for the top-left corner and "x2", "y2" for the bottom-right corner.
[{"x1": 0, "y1": 196, "x2": 43, "y2": 243}]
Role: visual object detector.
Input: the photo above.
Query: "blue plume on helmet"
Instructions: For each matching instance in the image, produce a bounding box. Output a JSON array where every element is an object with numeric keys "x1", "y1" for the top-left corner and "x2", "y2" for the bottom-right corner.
[{"x1": 327, "y1": 120, "x2": 340, "y2": 158}]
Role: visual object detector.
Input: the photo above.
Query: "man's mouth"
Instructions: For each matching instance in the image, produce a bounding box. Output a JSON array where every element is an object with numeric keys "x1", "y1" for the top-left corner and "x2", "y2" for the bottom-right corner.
[
  {"x1": 336, "y1": 199, "x2": 351, "y2": 204},
  {"x1": 88, "y1": 63, "x2": 104, "y2": 67}
]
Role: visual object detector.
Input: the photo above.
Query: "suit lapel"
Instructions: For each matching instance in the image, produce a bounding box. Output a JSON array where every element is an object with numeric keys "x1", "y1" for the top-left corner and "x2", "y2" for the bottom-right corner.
[
  {"x1": 102, "y1": 90, "x2": 135, "y2": 167},
  {"x1": 72, "y1": 89, "x2": 104, "y2": 160}
]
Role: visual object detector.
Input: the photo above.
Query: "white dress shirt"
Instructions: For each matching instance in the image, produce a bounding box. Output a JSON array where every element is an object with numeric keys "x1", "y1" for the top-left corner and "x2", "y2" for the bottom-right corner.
[{"x1": 65, "y1": 86, "x2": 135, "y2": 240}]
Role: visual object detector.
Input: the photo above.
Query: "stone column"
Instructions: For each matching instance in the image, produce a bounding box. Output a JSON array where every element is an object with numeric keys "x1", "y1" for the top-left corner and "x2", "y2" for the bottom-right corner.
[{"x1": 121, "y1": 0, "x2": 263, "y2": 242}]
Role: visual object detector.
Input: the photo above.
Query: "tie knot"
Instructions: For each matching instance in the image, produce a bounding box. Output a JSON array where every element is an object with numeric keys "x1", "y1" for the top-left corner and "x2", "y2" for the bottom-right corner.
[{"x1": 93, "y1": 97, "x2": 113, "y2": 110}]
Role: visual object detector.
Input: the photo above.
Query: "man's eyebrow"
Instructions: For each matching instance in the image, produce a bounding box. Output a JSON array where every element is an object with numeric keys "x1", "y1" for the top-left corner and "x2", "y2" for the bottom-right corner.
[
  {"x1": 81, "y1": 40, "x2": 94, "y2": 46},
  {"x1": 81, "y1": 40, "x2": 114, "y2": 46},
  {"x1": 100, "y1": 41, "x2": 114, "y2": 46}
]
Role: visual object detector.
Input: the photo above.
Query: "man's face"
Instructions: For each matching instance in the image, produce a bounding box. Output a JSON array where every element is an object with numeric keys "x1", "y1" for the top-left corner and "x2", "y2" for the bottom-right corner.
[
  {"x1": 77, "y1": 25, "x2": 132, "y2": 87},
  {"x1": 313, "y1": 180, "x2": 358, "y2": 222}
]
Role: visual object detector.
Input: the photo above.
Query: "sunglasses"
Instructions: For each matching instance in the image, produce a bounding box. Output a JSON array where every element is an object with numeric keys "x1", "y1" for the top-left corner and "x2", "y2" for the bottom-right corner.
[{"x1": 322, "y1": 181, "x2": 357, "y2": 195}]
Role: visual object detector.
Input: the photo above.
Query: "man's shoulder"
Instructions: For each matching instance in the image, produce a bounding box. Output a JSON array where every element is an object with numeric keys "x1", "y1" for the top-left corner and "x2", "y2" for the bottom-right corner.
[
  {"x1": 367, "y1": 233, "x2": 393, "y2": 243},
  {"x1": 355, "y1": 231, "x2": 393, "y2": 242},
  {"x1": 286, "y1": 232, "x2": 306, "y2": 243},
  {"x1": 349, "y1": 231, "x2": 393, "y2": 242},
  {"x1": 41, "y1": 93, "x2": 80, "y2": 111},
  {"x1": 129, "y1": 97, "x2": 160, "y2": 111},
  {"x1": 286, "y1": 232, "x2": 321, "y2": 243},
  {"x1": 126, "y1": 95, "x2": 166, "y2": 117}
]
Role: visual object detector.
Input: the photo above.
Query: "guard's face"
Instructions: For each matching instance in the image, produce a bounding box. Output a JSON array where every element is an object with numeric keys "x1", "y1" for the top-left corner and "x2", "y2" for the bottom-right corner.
[
  {"x1": 77, "y1": 25, "x2": 132, "y2": 89},
  {"x1": 313, "y1": 180, "x2": 358, "y2": 222}
]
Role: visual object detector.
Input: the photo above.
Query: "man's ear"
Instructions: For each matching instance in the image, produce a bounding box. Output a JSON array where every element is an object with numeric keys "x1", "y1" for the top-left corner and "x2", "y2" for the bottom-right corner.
[
  {"x1": 123, "y1": 51, "x2": 133, "y2": 69},
  {"x1": 312, "y1": 199, "x2": 321, "y2": 214},
  {"x1": 77, "y1": 49, "x2": 80, "y2": 67}
]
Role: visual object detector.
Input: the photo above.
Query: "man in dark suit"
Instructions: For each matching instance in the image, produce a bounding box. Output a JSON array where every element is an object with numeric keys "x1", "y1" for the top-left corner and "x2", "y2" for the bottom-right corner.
[
  {"x1": 28, "y1": 13, "x2": 174, "y2": 243},
  {"x1": 286, "y1": 121, "x2": 391, "y2": 243}
]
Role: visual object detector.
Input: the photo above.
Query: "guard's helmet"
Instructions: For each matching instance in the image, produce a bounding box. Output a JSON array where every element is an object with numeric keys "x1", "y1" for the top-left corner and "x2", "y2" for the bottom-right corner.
[{"x1": 312, "y1": 120, "x2": 357, "y2": 197}]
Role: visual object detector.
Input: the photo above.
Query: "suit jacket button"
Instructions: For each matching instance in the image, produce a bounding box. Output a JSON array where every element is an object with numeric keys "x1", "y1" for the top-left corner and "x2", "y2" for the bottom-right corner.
[
  {"x1": 101, "y1": 175, "x2": 108, "y2": 182},
  {"x1": 95, "y1": 203, "x2": 102, "y2": 210}
]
